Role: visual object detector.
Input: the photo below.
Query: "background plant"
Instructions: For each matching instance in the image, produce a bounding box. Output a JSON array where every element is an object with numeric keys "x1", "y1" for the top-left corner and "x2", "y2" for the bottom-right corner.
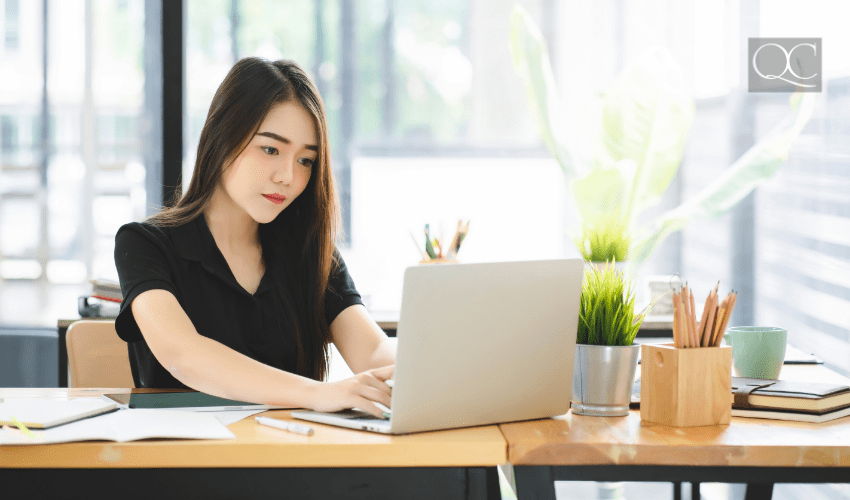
[
  {"x1": 509, "y1": 5, "x2": 816, "y2": 264},
  {"x1": 575, "y1": 215, "x2": 630, "y2": 262},
  {"x1": 578, "y1": 264, "x2": 645, "y2": 346}
]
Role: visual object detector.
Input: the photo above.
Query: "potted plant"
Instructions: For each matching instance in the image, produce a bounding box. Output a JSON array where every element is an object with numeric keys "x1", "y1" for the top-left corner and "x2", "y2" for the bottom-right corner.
[
  {"x1": 571, "y1": 262, "x2": 647, "y2": 417},
  {"x1": 576, "y1": 215, "x2": 630, "y2": 273},
  {"x1": 509, "y1": 6, "x2": 815, "y2": 266}
]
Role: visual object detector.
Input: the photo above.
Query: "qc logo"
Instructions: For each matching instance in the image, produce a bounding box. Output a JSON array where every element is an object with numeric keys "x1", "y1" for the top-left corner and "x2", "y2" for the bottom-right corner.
[{"x1": 748, "y1": 38, "x2": 822, "y2": 92}]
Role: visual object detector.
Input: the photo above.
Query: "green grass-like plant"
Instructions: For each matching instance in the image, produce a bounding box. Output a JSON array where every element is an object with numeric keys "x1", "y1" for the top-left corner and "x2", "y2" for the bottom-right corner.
[
  {"x1": 577, "y1": 262, "x2": 646, "y2": 346},
  {"x1": 575, "y1": 216, "x2": 630, "y2": 263}
]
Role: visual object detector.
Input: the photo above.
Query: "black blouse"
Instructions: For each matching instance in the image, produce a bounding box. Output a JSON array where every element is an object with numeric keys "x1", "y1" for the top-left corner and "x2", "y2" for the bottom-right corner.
[{"x1": 113, "y1": 214, "x2": 362, "y2": 388}]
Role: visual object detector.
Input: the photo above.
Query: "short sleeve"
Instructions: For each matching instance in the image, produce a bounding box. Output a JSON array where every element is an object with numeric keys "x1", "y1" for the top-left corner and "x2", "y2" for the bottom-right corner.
[
  {"x1": 114, "y1": 223, "x2": 179, "y2": 342},
  {"x1": 324, "y1": 248, "x2": 363, "y2": 326}
]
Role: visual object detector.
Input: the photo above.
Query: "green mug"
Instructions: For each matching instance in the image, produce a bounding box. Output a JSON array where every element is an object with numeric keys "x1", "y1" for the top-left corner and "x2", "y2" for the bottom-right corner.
[{"x1": 723, "y1": 327, "x2": 787, "y2": 379}]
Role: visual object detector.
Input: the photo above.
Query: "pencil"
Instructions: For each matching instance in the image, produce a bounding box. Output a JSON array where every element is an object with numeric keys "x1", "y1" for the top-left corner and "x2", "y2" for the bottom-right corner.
[
  {"x1": 456, "y1": 220, "x2": 470, "y2": 251},
  {"x1": 446, "y1": 221, "x2": 462, "y2": 259},
  {"x1": 688, "y1": 287, "x2": 698, "y2": 347},
  {"x1": 409, "y1": 232, "x2": 427, "y2": 260},
  {"x1": 680, "y1": 284, "x2": 689, "y2": 347},
  {"x1": 10, "y1": 416, "x2": 36, "y2": 439},
  {"x1": 673, "y1": 292, "x2": 680, "y2": 348},
  {"x1": 424, "y1": 226, "x2": 436, "y2": 259},
  {"x1": 676, "y1": 291, "x2": 688, "y2": 348},
  {"x1": 697, "y1": 289, "x2": 712, "y2": 347},
  {"x1": 703, "y1": 291, "x2": 718, "y2": 348},
  {"x1": 682, "y1": 283, "x2": 694, "y2": 348},
  {"x1": 715, "y1": 292, "x2": 737, "y2": 346},
  {"x1": 715, "y1": 291, "x2": 734, "y2": 346},
  {"x1": 680, "y1": 298, "x2": 691, "y2": 348},
  {"x1": 713, "y1": 299, "x2": 728, "y2": 346}
]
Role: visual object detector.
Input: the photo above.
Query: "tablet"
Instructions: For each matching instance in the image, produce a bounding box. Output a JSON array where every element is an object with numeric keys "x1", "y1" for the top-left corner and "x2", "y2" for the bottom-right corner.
[{"x1": 101, "y1": 392, "x2": 283, "y2": 411}]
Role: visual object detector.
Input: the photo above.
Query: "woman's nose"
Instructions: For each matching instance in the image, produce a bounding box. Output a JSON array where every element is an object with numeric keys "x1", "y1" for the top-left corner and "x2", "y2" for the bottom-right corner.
[{"x1": 272, "y1": 157, "x2": 294, "y2": 185}]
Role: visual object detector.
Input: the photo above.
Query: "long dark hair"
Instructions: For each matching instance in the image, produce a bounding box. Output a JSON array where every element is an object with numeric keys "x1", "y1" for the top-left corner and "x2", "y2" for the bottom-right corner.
[{"x1": 144, "y1": 57, "x2": 341, "y2": 381}]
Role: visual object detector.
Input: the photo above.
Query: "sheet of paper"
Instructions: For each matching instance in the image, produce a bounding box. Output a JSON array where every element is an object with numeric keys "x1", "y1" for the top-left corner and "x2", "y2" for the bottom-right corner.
[
  {"x1": 0, "y1": 408, "x2": 235, "y2": 445},
  {"x1": 0, "y1": 397, "x2": 117, "y2": 428},
  {"x1": 212, "y1": 409, "x2": 267, "y2": 426}
]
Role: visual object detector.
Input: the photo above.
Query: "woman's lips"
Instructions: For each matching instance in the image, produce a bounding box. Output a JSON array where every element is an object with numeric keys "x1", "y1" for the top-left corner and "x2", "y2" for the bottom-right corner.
[{"x1": 263, "y1": 194, "x2": 285, "y2": 205}]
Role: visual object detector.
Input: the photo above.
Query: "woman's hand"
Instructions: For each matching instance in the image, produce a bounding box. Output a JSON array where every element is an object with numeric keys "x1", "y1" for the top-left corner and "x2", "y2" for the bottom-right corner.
[{"x1": 308, "y1": 365, "x2": 394, "y2": 418}]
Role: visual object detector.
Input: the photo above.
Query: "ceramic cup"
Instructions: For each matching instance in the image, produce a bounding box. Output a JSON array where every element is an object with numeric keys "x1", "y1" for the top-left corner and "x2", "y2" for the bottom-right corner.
[{"x1": 723, "y1": 327, "x2": 787, "y2": 379}]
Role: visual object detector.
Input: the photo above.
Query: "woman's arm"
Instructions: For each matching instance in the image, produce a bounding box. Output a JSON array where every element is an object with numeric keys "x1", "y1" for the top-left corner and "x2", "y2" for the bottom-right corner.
[
  {"x1": 132, "y1": 289, "x2": 392, "y2": 416},
  {"x1": 329, "y1": 304, "x2": 396, "y2": 374}
]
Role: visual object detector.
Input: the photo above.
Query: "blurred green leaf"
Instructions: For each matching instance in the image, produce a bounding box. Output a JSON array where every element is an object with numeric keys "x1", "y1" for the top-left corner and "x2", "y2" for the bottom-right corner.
[
  {"x1": 631, "y1": 92, "x2": 816, "y2": 262},
  {"x1": 595, "y1": 47, "x2": 695, "y2": 226},
  {"x1": 508, "y1": 5, "x2": 578, "y2": 179},
  {"x1": 509, "y1": 5, "x2": 814, "y2": 264}
]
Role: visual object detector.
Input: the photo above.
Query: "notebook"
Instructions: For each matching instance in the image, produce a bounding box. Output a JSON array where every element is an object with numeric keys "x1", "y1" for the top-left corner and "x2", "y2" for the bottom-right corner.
[
  {"x1": 0, "y1": 398, "x2": 118, "y2": 429},
  {"x1": 731, "y1": 377, "x2": 850, "y2": 414},
  {"x1": 101, "y1": 391, "x2": 286, "y2": 411},
  {"x1": 292, "y1": 258, "x2": 584, "y2": 434},
  {"x1": 731, "y1": 406, "x2": 850, "y2": 423}
]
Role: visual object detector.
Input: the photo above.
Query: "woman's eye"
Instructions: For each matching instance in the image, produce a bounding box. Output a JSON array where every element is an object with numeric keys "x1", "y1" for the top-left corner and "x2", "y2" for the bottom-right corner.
[
  {"x1": 299, "y1": 158, "x2": 315, "y2": 167},
  {"x1": 261, "y1": 146, "x2": 279, "y2": 155}
]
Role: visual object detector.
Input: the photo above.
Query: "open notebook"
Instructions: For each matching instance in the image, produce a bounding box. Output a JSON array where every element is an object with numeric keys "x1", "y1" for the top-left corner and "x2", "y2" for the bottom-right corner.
[{"x1": 0, "y1": 398, "x2": 118, "y2": 429}]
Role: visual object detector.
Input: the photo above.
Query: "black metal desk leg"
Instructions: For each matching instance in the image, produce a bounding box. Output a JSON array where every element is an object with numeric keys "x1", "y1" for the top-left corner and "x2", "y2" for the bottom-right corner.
[
  {"x1": 514, "y1": 466, "x2": 556, "y2": 500},
  {"x1": 674, "y1": 481, "x2": 682, "y2": 500},
  {"x1": 466, "y1": 467, "x2": 501, "y2": 500},
  {"x1": 692, "y1": 482, "x2": 701, "y2": 499},
  {"x1": 744, "y1": 483, "x2": 774, "y2": 500},
  {"x1": 58, "y1": 325, "x2": 68, "y2": 388}
]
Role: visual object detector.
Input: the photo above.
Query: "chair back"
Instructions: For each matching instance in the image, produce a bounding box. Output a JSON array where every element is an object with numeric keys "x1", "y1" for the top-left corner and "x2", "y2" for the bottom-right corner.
[{"x1": 66, "y1": 320, "x2": 134, "y2": 388}]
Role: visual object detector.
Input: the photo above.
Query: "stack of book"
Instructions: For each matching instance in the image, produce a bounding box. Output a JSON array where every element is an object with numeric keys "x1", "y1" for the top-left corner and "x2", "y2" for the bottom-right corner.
[
  {"x1": 732, "y1": 377, "x2": 850, "y2": 423},
  {"x1": 78, "y1": 279, "x2": 123, "y2": 318},
  {"x1": 90, "y1": 279, "x2": 122, "y2": 303}
]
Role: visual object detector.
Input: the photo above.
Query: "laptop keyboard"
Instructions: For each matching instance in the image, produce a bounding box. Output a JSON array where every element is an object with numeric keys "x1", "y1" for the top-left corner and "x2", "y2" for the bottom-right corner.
[{"x1": 333, "y1": 409, "x2": 385, "y2": 420}]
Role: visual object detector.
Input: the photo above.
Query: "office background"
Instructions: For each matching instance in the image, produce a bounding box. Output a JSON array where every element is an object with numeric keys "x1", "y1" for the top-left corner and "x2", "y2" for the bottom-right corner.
[{"x1": 0, "y1": 0, "x2": 848, "y2": 383}]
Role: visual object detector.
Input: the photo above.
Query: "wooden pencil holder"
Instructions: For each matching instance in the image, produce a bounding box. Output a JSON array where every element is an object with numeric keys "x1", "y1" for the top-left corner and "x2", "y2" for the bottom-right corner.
[
  {"x1": 640, "y1": 343, "x2": 732, "y2": 427},
  {"x1": 419, "y1": 258, "x2": 459, "y2": 264}
]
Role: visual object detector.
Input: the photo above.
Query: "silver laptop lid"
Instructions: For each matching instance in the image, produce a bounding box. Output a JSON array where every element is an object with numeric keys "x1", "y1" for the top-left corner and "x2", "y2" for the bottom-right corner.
[{"x1": 390, "y1": 258, "x2": 583, "y2": 434}]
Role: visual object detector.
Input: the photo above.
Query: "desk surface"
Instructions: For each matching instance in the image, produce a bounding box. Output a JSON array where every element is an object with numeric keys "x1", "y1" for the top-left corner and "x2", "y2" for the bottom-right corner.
[
  {"x1": 0, "y1": 388, "x2": 507, "y2": 469},
  {"x1": 501, "y1": 364, "x2": 850, "y2": 468}
]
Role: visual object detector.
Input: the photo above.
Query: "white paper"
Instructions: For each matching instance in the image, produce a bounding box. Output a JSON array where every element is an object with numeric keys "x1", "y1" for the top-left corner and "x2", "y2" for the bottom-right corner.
[
  {"x1": 0, "y1": 408, "x2": 235, "y2": 445},
  {"x1": 212, "y1": 409, "x2": 267, "y2": 426},
  {"x1": 0, "y1": 398, "x2": 117, "y2": 428}
]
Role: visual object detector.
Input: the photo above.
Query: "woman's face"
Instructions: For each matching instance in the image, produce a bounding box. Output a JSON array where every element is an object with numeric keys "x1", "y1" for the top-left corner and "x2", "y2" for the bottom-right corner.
[{"x1": 220, "y1": 101, "x2": 318, "y2": 225}]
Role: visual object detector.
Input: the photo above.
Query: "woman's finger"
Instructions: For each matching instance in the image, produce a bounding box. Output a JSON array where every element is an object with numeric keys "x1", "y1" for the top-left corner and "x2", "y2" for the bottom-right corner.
[
  {"x1": 359, "y1": 373, "x2": 392, "y2": 395},
  {"x1": 356, "y1": 397, "x2": 387, "y2": 419},
  {"x1": 370, "y1": 364, "x2": 394, "y2": 381},
  {"x1": 359, "y1": 385, "x2": 392, "y2": 409}
]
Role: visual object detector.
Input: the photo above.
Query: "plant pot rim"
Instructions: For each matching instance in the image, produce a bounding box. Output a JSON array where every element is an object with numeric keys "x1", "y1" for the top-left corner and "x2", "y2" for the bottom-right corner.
[{"x1": 576, "y1": 343, "x2": 639, "y2": 348}]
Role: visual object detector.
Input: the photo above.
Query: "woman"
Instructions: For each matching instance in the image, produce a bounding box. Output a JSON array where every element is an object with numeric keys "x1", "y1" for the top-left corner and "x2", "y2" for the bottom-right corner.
[{"x1": 114, "y1": 58, "x2": 394, "y2": 418}]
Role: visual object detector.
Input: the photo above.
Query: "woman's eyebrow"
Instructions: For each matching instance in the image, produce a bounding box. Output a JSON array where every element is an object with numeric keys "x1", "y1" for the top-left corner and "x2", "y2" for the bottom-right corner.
[{"x1": 256, "y1": 131, "x2": 318, "y2": 151}]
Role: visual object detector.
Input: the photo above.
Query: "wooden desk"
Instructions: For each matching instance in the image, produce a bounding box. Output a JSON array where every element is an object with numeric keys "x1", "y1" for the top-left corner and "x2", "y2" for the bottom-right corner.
[
  {"x1": 1, "y1": 388, "x2": 506, "y2": 500},
  {"x1": 501, "y1": 364, "x2": 850, "y2": 500}
]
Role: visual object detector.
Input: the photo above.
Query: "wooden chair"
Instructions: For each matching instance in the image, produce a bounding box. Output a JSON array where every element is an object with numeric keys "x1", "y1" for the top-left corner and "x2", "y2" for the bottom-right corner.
[{"x1": 65, "y1": 320, "x2": 134, "y2": 388}]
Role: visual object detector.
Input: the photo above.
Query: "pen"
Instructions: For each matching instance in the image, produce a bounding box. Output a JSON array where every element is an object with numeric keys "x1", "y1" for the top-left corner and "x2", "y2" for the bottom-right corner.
[{"x1": 255, "y1": 416, "x2": 314, "y2": 436}]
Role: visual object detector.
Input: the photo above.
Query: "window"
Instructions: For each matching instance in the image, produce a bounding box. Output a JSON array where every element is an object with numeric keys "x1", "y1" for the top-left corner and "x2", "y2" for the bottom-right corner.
[
  {"x1": 4, "y1": 0, "x2": 19, "y2": 51},
  {"x1": 0, "y1": 0, "x2": 149, "y2": 324}
]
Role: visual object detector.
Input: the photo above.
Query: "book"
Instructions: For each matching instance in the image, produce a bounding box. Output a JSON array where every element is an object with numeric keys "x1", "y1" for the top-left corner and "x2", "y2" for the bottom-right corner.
[
  {"x1": 0, "y1": 408, "x2": 235, "y2": 445},
  {"x1": 629, "y1": 376, "x2": 850, "y2": 414},
  {"x1": 0, "y1": 398, "x2": 118, "y2": 429},
  {"x1": 732, "y1": 405, "x2": 850, "y2": 423},
  {"x1": 89, "y1": 278, "x2": 123, "y2": 302},
  {"x1": 732, "y1": 377, "x2": 850, "y2": 414}
]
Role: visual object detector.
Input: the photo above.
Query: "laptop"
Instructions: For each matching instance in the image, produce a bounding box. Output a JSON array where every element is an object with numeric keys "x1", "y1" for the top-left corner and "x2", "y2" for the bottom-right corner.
[{"x1": 291, "y1": 258, "x2": 583, "y2": 434}]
